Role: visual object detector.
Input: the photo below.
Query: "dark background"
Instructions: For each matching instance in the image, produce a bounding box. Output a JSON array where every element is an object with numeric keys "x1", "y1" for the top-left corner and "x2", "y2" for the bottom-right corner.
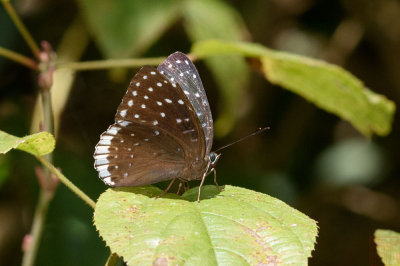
[{"x1": 1, "y1": 0, "x2": 399, "y2": 265}]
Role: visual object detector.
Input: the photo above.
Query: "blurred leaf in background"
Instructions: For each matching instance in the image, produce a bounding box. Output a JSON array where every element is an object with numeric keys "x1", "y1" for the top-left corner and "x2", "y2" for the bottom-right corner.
[
  {"x1": 183, "y1": 0, "x2": 251, "y2": 137},
  {"x1": 79, "y1": 0, "x2": 183, "y2": 58}
]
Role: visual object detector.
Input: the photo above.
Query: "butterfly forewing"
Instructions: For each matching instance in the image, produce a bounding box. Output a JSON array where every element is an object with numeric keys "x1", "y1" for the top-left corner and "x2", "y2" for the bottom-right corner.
[
  {"x1": 158, "y1": 52, "x2": 214, "y2": 155},
  {"x1": 94, "y1": 66, "x2": 206, "y2": 186}
]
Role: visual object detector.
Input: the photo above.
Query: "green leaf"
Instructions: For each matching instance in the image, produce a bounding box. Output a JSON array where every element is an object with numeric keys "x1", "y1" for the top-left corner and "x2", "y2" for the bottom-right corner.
[
  {"x1": 192, "y1": 40, "x2": 396, "y2": 137},
  {"x1": 375, "y1": 229, "x2": 400, "y2": 266},
  {"x1": 79, "y1": 0, "x2": 182, "y2": 58},
  {"x1": 94, "y1": 185, "x2": 318, "y2": 265},
  {"x1": 0, "y1": 131, "x2": 55, "y2": 156},
  {"x1": 183, "y1": 0, "x2": 250, "y2": 136}
]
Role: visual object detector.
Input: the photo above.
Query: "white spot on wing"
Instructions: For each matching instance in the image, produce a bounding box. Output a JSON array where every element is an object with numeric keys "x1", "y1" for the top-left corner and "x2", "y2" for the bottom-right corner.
[
  {"x1": 178, "y1": 99, "x2": 184, "y2": 104},
  {"x1": 195, "y1": 92, "x2": 200, "y2": 98},
  {"x1": 165, "y1": 98, "x2": 172, "y2": 103},
  {"x1": 144, "y1": 95, "x2": 149, "y2": 100},
  {"x1": 141, "y1": 104, "x2": 146, "y2": 109},
  {"x1": 136, "y1": 82, "x2": 140, "y2": 87},
  {"x1": 148, "y1": 87, "x2": 153, "y2": 92},
  {"x1": 153, "y1": 120, "x2": 158, "y2": 125},
  {"x1": 134, "y1": 114, "x2": 139, "y2": 118},
  {"x1": 150, "y1": 71, "x2": 156, "y2": 75},
  {"x1": 160, "y1": 112, "x2": 165, "y2": 117},
  {"x1": 99, "y1": 139, "x2": 111, "y2": 145},
  {"x1": 132, "y1": 91, "x2": 137, "y2": 96},
  {"x1": 95, "y1": 157, "x2": 109, "y2": 166},
  {"x1": 128, "y1": 100, "x2": 133, "y2": 106},
  {"x1": 120, "y1": 109, "x2": 127, "y2": 117},
  {"x1": 95, "y1": 146, "x2": 110, "y2": 154},
  {"x1": 143, "y1": 75, "x2": 148, "y2": 79},
  {"x1": 103, "y1": 176, "x2": 115, "y2": 185},
  {"x1": 176, "y1": 118, "x2": 182, "y2": 123},
  {"x1": 157, "y1": 82, "x2": 162, "y2": 87},
  {"x1": 107, "y1": 126, "x2": 121, "y2": 135},
  {"x1": 156, "y1": 101, "x2": 162, "y2": 106},
  {"x1": 118, "y1": 121, "x2": 131, "y2": 127}
]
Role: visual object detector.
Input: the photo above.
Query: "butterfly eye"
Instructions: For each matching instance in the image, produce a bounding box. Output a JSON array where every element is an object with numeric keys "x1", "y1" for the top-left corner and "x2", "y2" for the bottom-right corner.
[{"x1": 210, "y1": 152, "x2": 216, "y2": 163}]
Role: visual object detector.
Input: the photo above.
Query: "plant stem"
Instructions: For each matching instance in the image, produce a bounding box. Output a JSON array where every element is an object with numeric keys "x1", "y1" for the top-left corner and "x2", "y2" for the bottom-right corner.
[
  {"x1": 56, "y1": 57, "x2": 165, "y2": 71},
  {"x1": 1, "y1": 1, "x2": 41, "y2": 59},
  {"x1": 36, "y1": 156, "x2": 96, "y2": 209},
  {"x1": 0, "y1": 46, "x2": 37, "y2": 70},
  {"x1": 21, "y1": 190, "x2": 53, "y2": 266}
]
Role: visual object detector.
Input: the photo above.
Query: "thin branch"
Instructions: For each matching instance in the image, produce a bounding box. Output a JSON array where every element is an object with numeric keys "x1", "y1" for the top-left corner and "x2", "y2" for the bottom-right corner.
[
  {"x1": 1, "y1": 1, "x2": 41, "y2": 59},
  {"x1": 0, "y1": 46, "x2": 37, "y2": 70},
  {"x1": 56, "y1": 57, "x2": 165, "y2": 71},
  {"x1": 36, "y1": 156, "x2": 96, "y2": 209},
  {"x1": 21, "y1": 190, "x2": 53, "y2": 266}
]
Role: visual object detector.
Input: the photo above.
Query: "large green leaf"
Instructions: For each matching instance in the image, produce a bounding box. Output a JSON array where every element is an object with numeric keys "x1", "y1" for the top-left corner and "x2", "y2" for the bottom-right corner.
[
  {"x1": 94, "y1": 185, "x2": 318, "y2": 265},
  {"x1": 0, "y1": 130, "x2": 55, "y2": 156},
  {"x1": 192, "y1": 40, "x2": 395, "y2": 137},
  {"x1": 183, "y1": 0, "x2": 250, "y2": 136},
  {"x1": 79, "y1": 0, "x2": 182, "y2": 58},
  {"x1": 375, "y1": 229, "x2": 400, "y2": 266}
]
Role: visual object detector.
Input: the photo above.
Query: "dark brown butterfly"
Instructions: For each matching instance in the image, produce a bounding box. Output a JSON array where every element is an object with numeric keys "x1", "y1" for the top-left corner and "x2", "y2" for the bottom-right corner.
[{"x1": 93, "y1": 52, "x2": 221, "y2": 201}]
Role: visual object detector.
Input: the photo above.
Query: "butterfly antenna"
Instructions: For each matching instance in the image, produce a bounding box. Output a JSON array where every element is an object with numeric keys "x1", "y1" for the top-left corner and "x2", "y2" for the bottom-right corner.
[{"x1": 214, "y1": 126, "x2": 270, "y2": 153}]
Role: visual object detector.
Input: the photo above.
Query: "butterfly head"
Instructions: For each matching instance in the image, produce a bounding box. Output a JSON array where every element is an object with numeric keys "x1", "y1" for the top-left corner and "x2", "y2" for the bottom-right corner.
[{"x1": 209, "y1": 152, "x2": 221, "y2": 168}]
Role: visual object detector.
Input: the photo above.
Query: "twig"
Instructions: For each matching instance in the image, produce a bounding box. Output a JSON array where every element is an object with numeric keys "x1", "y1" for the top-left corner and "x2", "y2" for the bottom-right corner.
[
  {"x1": 56, "y1": 57, "x2": 165, "y2": 71},
  {"x1": 1, "y1": 1, "x2": 41, "y2": 59},
  {"x1": 36, "y1": 156, "x2": 96, "y2": 209},
  {"x1": 21, "y1": 190, "x2": 53, "y2": 266},
  {"x1": 0, "y1": 46, "x2": 37, "y2": 70}
]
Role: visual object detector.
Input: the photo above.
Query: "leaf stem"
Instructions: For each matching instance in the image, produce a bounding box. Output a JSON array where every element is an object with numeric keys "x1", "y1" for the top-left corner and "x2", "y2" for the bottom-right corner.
[
  {"x1": 36, "y1": 156, "x2": 96, "y2": 209},
  {"x1": 56, "y1": 57, "x2": 165, "y2": 71},
  {"x1": 1, "y1": 1, "x2": 41, "y2": 59},
  {"x1": 0, "y1": 46, "x2": 37, "y2": 70}
]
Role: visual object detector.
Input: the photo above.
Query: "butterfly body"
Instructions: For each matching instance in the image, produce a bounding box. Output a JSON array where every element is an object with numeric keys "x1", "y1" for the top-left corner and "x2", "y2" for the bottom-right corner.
[{"x1": 94, "y1": 52, "x2": 216, "y2": 190}]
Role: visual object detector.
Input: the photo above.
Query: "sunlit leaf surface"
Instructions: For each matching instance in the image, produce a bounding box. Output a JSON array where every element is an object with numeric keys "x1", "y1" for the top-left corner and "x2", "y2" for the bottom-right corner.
[{"x1": 94, "y1": 185, "x2": 318, "y2": 265}]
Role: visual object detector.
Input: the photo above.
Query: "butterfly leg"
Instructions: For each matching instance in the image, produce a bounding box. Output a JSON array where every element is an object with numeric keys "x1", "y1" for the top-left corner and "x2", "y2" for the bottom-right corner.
[
  {"x1": 176, "y1": 182, "x2": 182, "y2": 195},
  {"x1": 197, "y1": 171, "x2": 209, "y2": 202},
  {"x1": 156, "y1": 178, "x2": 176, "y2": 199},
  {"x1": 212, "y1": 168, "x2": 223, "y2": 192}
]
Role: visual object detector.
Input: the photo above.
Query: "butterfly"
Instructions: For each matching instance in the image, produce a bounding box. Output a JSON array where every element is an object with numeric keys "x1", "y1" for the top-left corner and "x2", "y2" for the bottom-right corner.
[{"x1": 93, "y1": 52, "x2": 221, "y2": 201}]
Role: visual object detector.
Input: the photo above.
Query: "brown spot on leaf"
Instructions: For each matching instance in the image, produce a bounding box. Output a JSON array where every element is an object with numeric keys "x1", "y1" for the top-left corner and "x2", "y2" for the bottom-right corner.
[{"x1": 153, "y1": 257, "x2": 168, "y2": 266}]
